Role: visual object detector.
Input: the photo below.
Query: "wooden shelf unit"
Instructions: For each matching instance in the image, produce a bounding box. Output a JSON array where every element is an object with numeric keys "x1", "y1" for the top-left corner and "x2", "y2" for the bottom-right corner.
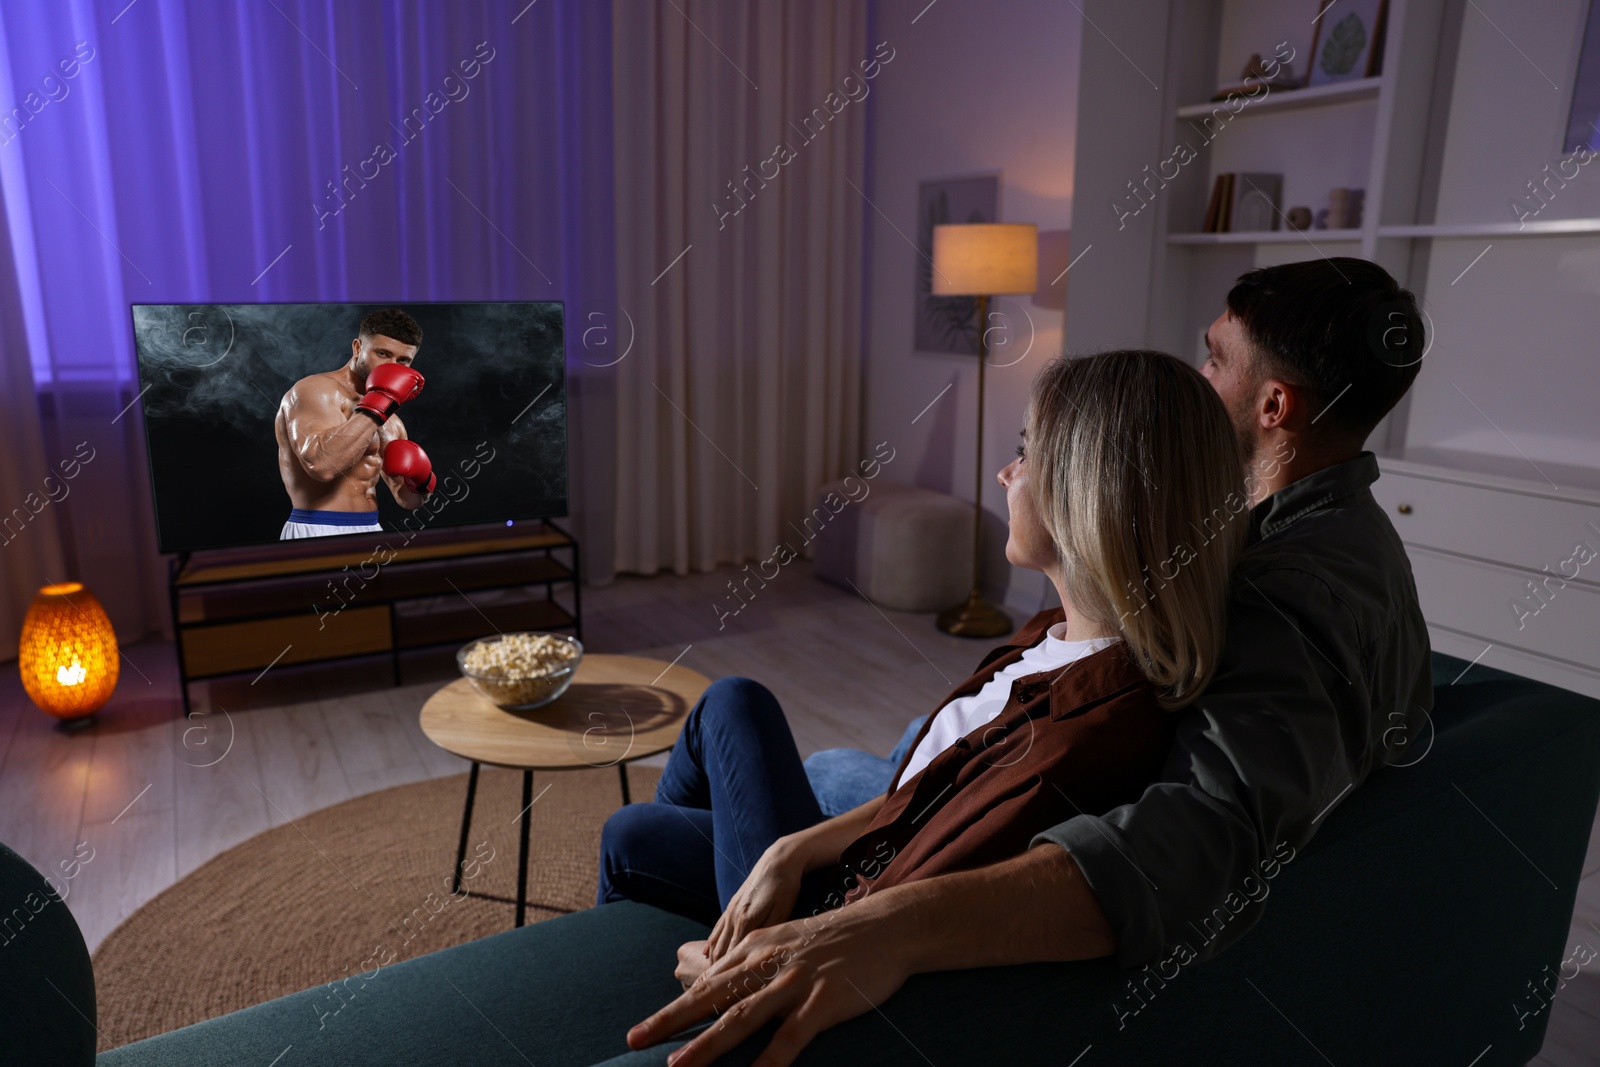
[{"x1": 167, "y1": 521, "x2": 582, "y2": 714}]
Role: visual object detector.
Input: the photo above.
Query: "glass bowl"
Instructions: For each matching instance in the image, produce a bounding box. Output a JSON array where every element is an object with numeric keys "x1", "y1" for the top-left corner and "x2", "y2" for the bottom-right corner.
[{"x1": 456, "y1": 632, "x2": 583, "y2": 711}]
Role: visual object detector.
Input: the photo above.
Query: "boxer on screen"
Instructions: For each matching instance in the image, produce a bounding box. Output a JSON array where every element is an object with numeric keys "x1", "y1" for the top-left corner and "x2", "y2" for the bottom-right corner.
[{"x1": 274, "y1": 308, "x2": 438, "y2": 539}]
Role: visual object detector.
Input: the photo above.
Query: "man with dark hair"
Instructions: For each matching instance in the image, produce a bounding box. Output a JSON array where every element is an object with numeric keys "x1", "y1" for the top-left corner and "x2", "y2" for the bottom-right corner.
[
  {"x1": 626, "y1": 257, "x2": 1435, "y2": 1066},
  {"x1": 274, "y1": 308, "x2": 438, "y2": 539},
  {"x1": 357, "y1": 307, "x2": 424, "y2": 349},
  {"x1": 1212, "y1": 256, "x2": 1425, "y2": 455}
]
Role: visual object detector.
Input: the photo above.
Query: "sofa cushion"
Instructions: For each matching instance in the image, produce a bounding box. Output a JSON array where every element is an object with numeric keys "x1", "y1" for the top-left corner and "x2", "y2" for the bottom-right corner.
[{"x1": 0, "y1": 842, "x2": 97, "y2": 1067}]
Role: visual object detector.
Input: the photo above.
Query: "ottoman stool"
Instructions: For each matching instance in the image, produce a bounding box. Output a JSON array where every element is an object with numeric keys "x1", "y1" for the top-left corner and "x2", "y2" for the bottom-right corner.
[{"x1": 811, "y1": 478, "x2": 971, "y2": 612}]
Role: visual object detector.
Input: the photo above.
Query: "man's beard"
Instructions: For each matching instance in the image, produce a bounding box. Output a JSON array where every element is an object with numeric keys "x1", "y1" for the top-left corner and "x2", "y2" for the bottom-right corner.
[{"x1": 1224, "y1": 390, "x2": 1263, "y2": 470}]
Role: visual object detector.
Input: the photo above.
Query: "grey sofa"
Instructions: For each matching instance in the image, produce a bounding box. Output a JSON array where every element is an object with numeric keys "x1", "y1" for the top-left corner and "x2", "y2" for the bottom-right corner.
[{"x1": 6, "y1": 653, "x2": 1597, "y2": 1065}]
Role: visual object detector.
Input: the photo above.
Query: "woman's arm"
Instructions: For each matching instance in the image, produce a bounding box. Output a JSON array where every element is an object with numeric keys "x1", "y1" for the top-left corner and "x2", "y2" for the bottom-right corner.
[
  {"x1": 775, "y1": 792, "x2": 886, "y2": 874},
  {"x1": 693, "y1": 792, "x2": 888, "y2": 973}
]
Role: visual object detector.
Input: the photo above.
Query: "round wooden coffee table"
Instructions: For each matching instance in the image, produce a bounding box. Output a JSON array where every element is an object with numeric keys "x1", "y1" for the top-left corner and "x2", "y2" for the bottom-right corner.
[{"x1": 419, "y1": 653, "x2": 711, "y2": 926}]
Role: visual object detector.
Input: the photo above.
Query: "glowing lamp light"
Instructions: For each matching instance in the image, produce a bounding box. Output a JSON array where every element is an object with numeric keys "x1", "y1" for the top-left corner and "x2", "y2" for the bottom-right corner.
[{"x1": 18, "y1": 582, "x2": 119, "y2": 727}]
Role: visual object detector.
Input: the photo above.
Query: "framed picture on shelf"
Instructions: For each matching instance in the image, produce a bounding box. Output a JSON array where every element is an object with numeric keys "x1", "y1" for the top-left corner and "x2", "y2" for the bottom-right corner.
[
  {"x1": 1307, "y1": 0, "x2": 1388, "y2": 87},
  {"x1": 1232, "y1": 173, "x2": 1283, "y2": 232},
  {"x1": 913, "y1": 173, "x2": 999, "y2": 355}
]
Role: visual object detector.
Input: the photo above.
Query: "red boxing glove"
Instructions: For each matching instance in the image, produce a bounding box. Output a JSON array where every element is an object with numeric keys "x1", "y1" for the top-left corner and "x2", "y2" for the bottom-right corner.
[
  {"x1": 356, "y1": 363, "x2": 425, "y2": 423},
  {"x1": 383, "y1": 439, "x2": 437, "y2": 494}
]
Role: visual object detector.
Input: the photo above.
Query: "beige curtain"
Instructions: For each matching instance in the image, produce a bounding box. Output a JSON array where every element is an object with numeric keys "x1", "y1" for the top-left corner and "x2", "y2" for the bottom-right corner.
[
  {"x1": 0, "y1": 176, "x2": 69, "y2": 654},
  {"x1": 612, "y1": 0, "x2": 868, "y2": 575}
]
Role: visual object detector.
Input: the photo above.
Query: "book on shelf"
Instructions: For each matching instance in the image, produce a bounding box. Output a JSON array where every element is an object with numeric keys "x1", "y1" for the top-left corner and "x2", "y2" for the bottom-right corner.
[
  {"x1": 1212, "y1": 173, "x2": 1236, "y2": 232},
  {"x1": 1203, "y1": 174, "x2": 1225, "y2": 232},
  {"x1": 1202, "y1": 172, "x2": 1285, "y2": 233}
]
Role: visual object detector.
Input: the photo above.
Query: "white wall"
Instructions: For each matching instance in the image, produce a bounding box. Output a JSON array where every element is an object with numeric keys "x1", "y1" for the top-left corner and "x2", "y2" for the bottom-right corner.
[{"x1": 862, "y1": 0, "x2": 1082, "y2": 615}]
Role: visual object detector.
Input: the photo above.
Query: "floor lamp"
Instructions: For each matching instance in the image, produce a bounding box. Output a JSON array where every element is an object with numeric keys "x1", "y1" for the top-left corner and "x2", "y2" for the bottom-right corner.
[{"x1": 930, "y1": 222, "x2": 1038, "y2": 638}]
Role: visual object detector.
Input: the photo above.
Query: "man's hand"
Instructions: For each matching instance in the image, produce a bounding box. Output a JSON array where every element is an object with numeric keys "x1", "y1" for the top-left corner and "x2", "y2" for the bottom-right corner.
[
  {"x1": 631, "y1": 895, "x2": 911, "y2": 1067},
  {"x1": 633, "y1": 845, "x2": 1116, "y2": 1066},
  {"x1": 382, "y1": 439, "x2": 436, "y2": 494},
  {"x1": 705, "y1": 837, "x2": 806, "y2": 965},
  {"x1": 356, "y1": 363, "x2": 425, "y2": 423}
]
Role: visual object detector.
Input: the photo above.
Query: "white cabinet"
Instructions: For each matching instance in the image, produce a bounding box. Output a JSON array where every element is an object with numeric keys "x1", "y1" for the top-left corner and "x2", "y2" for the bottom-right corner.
[
  {"x1": 1372, "y1": 459, "x2": 1600, "y2": 697},
  {"x1": 1371, "y1": 467, "x2": 1600, "y2": 576}
]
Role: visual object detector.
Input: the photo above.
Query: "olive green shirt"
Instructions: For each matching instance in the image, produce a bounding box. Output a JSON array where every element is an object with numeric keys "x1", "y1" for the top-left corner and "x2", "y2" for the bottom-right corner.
[{"x1": 1031, "y1": 452, "x2": 1433, "y2": 968}]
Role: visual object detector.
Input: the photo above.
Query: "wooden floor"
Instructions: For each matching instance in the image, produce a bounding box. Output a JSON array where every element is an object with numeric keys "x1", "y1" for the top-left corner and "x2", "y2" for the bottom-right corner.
[{"x1": 0, "y1": 559, "x2": 1595, "y2": 1063}]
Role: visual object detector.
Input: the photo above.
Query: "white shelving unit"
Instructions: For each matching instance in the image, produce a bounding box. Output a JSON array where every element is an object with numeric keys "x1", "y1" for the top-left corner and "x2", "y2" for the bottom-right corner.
[
  {"x1": 1168, "y1": 228, "x2": 1362, "y2": 243},
  {"x1": 1377, "y1": 220, "x2": 1600, "y2": 237},
  {"x1": 1172, "y1": 75, "x2": 1383, "y2": 118},
  {"x1": 1065, "y1": 0, "x2": 1600, "y2": 698}
]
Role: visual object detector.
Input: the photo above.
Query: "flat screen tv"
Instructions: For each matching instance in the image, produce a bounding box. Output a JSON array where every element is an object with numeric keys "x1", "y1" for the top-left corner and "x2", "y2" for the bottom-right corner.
[{"x1": 130, "y1": 301, "x2": 567, "y2": 554}]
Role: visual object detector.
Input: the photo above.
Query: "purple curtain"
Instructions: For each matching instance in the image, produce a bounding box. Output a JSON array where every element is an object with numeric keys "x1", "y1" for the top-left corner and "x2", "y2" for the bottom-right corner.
[{"x1": 0, "y1": 0, "x2": 618, "y2": 641}]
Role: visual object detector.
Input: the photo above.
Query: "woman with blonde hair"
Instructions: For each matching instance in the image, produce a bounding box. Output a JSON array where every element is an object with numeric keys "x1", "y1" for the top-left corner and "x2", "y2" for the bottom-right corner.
[{"x1": 597, "y1": 348, "x2": 1248, "y2": 984}]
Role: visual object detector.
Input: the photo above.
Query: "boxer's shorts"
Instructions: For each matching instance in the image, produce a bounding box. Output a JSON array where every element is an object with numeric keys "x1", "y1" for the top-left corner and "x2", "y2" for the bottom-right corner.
[{"x1": 279, "y1": 507, "x2": 382, "y2": 539}]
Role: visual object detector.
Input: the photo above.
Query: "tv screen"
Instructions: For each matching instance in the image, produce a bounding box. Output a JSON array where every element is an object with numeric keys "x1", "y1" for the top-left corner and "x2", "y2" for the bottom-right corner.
[{"x1": 131, "y1": 301, "x2": 567, "y2": 554}]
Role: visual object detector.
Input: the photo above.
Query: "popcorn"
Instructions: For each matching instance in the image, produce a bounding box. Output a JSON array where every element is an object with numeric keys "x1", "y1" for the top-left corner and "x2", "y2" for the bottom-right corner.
[
  {"x1": 462, "y1": 632, "x2": 577, "y2": 679},
  {"x1": 459, "y1": 633, "x2": 580, "y2": 709}
]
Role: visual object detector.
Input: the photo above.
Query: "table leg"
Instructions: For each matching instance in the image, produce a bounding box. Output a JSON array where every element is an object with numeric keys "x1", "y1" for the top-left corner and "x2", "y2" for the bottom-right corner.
[
  {"x1": 516, "y1": 769, "x2": 532, "y2": 928},
  {"x1": 617, "y1": 762, "x2": 630, "y2": 806},
  {"x1": 451, "y1": 761, "x2": 481, "y2": 896}
]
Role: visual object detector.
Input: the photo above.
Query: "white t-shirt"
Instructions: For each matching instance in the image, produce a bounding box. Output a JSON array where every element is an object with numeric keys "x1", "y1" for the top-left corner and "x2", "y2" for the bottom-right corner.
[{"x1": 896, "y1": 624, "x2": 1121, "y2": 787}]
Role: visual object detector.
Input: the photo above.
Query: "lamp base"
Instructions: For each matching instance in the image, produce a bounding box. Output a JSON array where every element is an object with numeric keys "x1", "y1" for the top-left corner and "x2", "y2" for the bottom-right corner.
[
  {"x1": 936, "y1": 591, "x2": 1013, "y2": 638},
  {"x1": 53, "y1": 713, "x2": 97, "y2": 733}
]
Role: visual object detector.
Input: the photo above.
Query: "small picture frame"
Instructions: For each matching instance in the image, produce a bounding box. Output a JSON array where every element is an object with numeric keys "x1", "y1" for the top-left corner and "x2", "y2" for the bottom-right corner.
[
  {"x1": 1307, "y1": 0, "x2": 1388, "y2": 87},
  {"x1": 913, "y1": 174, "x2": 1000, "y2": 355}
]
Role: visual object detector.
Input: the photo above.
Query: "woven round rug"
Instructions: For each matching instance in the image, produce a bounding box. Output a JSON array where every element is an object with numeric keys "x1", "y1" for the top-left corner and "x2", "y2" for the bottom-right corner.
[{"x1": 91, "y1": 763, "x2": 661, "y2": 1053}]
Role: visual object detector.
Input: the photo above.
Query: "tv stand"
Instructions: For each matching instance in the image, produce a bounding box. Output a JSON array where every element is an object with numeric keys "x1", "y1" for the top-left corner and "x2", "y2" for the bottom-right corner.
[{"x1": 167, "y1": 521, "x2": 581, "y2": 715}]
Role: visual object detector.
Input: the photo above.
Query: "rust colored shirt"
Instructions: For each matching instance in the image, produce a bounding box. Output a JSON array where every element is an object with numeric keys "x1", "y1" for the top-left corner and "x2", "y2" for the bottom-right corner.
[{"x1": 835, "y1": 608, "x2": 1172, "y2": 894}]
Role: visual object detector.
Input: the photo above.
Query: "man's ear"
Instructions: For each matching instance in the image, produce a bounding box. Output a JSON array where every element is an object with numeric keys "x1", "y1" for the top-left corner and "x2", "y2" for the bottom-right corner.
[{"x1": 1257, "y1": 378, "x2": 1297, "y2": 432}]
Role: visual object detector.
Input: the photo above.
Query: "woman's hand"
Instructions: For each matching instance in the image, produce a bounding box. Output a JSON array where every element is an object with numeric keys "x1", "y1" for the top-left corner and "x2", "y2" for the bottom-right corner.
[
  {"x1": 705, "y1": 837, "x2": 806, "y2": 964},
  {"x1": 674, "y1": 940, "x2": 712, "y2": 989}
]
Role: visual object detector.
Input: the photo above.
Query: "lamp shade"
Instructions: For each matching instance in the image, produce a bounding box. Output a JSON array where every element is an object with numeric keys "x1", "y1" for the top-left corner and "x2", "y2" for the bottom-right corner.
[
  {"x1": 930, "y1": 223, "x2": 1039, "y2": 296},
  {"x1": 18, "y1": 582, "x2": 119, "y2": 722}
]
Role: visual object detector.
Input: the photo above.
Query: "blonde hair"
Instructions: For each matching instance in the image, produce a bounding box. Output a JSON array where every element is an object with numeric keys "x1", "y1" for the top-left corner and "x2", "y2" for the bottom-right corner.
[{"x1": 1024, "y1": 350, "x2": 1248, "y2": 708}]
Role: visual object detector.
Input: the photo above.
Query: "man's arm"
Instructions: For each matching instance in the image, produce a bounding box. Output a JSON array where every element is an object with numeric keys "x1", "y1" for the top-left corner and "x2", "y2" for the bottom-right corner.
[
  {"x1": 631, "y1": 844, "x2": 1113, "y2": 1067},
  {"x1": 1030, "y1": 565, "x2": 1375, "y2": 968},
  {"x1": 282, "y1": 383, "x2": 379, "y2": 482},
  {"x1": 875, "y1": 841, "x2": 1116, "y2": 968}
]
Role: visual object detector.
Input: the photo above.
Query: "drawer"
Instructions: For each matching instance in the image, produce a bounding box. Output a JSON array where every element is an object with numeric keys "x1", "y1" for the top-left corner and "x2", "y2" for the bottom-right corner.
[
  {"x1": 1406, "y1": 547, "x2": 1600, "y2": 669},
  {"x1": 180, "y1": 605, "x2": 392, "y2": 677},
  {"x1": 1372, "y1": 467, "x2": 1600, "y2": 575}
]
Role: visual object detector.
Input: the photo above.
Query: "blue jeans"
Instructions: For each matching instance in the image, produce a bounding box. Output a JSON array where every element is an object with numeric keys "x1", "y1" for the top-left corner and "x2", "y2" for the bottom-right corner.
[
  {"x1": 804, "y1": 714, "x2": 927, "y2": 816},
  {"x1": 597, "y1": 677, "x2": 855, "y2": 925}
]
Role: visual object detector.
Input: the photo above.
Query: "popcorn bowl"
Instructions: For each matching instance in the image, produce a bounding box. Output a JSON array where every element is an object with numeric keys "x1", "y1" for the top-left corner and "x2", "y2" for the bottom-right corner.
[{"x1": 456, "y1": 632, "x2": 584, "y2": 711}]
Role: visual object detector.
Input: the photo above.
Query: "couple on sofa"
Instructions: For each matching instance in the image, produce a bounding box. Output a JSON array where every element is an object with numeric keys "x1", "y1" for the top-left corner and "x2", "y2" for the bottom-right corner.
[{"x1": 597, "y1": 257, "x2": 1433, "y2": 1067}]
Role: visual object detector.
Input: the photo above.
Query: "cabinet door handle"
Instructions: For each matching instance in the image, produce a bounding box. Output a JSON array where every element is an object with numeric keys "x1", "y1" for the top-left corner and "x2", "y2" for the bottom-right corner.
[{"x1": 1397, "y1": 504, "x2": 1413, "y2": 515}]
